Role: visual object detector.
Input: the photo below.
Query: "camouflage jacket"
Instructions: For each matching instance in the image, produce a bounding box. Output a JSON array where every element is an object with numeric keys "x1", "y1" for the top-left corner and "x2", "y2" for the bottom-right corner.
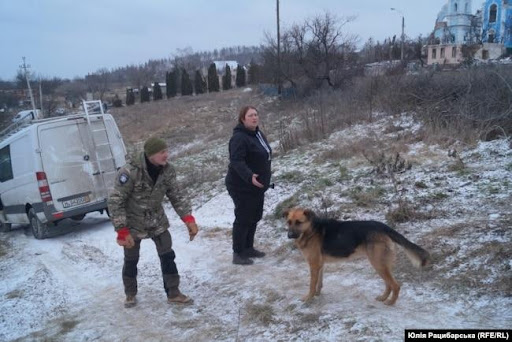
[{"x1": 108, "y1": 151, "x2": 191, "y2": 239}]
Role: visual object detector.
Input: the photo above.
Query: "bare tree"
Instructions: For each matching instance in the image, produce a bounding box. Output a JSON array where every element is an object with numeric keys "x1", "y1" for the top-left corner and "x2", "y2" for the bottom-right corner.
[
  {"x1": 307, "y1": 13, "x2": 358, "y2": 86},
  {"x1": 262, "y1": 11, "x2": 359, "y2": 93},
  {"x1": 85, "y1": 68, "x2": 111, "y2": 100},
  {"x1": 126, "y1": 65, "x2": 152, "y2": 91},
  {"x1": 55, "y1": 79, "x2": 88, "y2": 107}
]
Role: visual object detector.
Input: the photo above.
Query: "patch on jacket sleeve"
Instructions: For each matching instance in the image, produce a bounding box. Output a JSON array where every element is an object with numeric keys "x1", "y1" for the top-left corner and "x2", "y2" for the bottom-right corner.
[{"x1": 118, "y1": 173, "x2": 130, "y2": 185}]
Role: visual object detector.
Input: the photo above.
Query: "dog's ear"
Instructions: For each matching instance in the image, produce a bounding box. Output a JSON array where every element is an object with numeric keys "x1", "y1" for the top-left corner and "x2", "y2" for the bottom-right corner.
[
  {"x1": 303, "y1": 209, "x2": 316, "y2": 220},
  {"x1": 282, "y1": 208, "x2": 290, "y2": 218}
]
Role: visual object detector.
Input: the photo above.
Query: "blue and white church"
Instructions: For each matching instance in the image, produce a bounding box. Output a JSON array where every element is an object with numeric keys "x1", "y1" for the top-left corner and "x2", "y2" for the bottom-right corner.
[
  {"x1": 428, "y1": 0, "x2": 512, "y2": 65},
  {"x1": 433, "y1": 0, "x2": 477, "y2": 44},
  {"x1": 481, "y1": 0, "x2": 512, "y2": 49}
]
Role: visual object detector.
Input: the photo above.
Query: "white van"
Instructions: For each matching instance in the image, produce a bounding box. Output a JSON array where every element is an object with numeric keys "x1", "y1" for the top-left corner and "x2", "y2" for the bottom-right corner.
[
  {"x1": 0, "y1": 104, "x2": 126, "y2": 238},
  {"x1": 12, "y1": 109, "x2": 43, "y2": 123}
]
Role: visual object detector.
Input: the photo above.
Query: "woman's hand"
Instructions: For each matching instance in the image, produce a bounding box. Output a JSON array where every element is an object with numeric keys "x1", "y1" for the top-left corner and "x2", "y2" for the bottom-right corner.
[{"x1": 252, "y1": 174, "x2": 264, "y2": 188}]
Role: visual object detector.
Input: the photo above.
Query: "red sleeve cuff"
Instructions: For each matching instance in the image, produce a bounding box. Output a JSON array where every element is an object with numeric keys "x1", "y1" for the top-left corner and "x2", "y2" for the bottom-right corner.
[
  {"x1": 181, "y1": 215, "x2": 195, "y2": 224},
  {"x1": 117, "y1": 227, "x2": 130, "y2": 240}
]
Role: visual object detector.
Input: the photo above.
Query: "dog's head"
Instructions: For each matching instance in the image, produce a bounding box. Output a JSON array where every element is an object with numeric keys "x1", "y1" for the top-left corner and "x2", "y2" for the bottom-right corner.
[{"x1": 283, "y1": 208, "x2": 316, "y2": 239}]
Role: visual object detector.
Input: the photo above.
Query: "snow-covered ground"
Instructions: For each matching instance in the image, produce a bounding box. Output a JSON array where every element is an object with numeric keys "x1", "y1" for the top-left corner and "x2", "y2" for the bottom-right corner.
[{"x1": 1, "y1": 112, "x2": 511, "y2": 341}]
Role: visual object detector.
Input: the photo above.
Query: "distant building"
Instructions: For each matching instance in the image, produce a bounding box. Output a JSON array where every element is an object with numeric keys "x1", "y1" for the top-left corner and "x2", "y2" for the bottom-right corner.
[
  {"x1": 427, "y1": 0, "x2": 512, "y2": 65},
  {"x1": 433, "y1": 0, "x2": 478, "y2": 44},
  {"x1": 428, "y1": 0, "x2": 479, "y2": 65},
  {"x1": 427, "y1": 44, "x2": 465, "y2": 65}
]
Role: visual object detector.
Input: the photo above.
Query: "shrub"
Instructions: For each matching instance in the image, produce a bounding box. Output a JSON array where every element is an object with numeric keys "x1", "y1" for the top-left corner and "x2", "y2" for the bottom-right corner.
[
  {"x1": 125, "y1": 89, "x2": 135, "y2": 106},
  {"x1": 140, "y1": 86, "x2": 150, "y2": 103},
  {"x1": 386, "y1": 201, "x2": 418, "y2": 224},
  {"x1": 112, "y1": 95, "x2": 123, "y2": 107},
  {"x1": 273, "y1": 194, "x2": 300, "y2": 219},
  {"x1": 153, "y1": 82, "x2": 162, "y2": 100}
]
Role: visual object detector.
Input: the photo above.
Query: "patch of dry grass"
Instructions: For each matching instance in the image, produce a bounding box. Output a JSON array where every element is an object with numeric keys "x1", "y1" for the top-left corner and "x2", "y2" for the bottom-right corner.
[
  {"x1": 110, "y1": 89, "x2": 275, "y2": 150},
  {"x1": 200, "y1": 226, "x2": 231, "y2": 239},
  {"x1": 273, "y1": 194, "x2": 301, "y2": 219},
  {"x1": 244, "y1": 302, "x2": 275, "y2": 325},
  {"x1": 348, "y1": 185, "x2": 386, "y2": 207},
  {"x1": 398, "y1": 221, "x2": 512, "y2": 297},
  {"x1": 5, "y1": 289, "x2": 23, "y2": 299},
  {"x1": 385, "y1": 201, "x2": 437, "y2": 224},
  {"x1": 59, "y1": 320, "x2": 80, "y2": 334},
  {"x1": 0, "y1": 238, "x2": 9, "y2": 258}
]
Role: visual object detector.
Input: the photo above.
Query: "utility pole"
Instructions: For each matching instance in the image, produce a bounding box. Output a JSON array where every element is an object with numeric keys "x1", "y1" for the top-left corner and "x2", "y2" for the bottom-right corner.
[
  {"x1": 20, "y1": 57, "x2": 37, "y2": 112},
  {"x1": 391, "y1": 8, "x2": 405, "y2": 62},
  {"x1": 277, "y1": 0, "x2": 282, "y2": 96},
  {"x1": 39, "y1": 78, "x2": 44, "y2": 117},
  {"x1": 401, "y1": 15, "x2": 405, "y2": 62}
]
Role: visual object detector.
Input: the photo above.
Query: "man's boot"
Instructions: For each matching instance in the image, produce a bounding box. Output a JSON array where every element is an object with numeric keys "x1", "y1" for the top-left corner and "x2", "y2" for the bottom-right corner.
[
  {"x1": 168, "y1": 290, "x2": 193, "y2": 304},
  {"x1": 166, "y1": 274, "x2": 192, "y2": 304},
  {"x1": 233, "y1": 253, "x2": 253, "y2": 265},
  {"x1": 124, "y1": 295, "x2": 137, "y2": 308}
]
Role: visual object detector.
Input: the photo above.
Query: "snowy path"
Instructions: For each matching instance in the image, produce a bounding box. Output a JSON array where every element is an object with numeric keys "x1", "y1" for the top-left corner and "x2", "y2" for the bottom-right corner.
[{"x1": 1, "y1": 199, "x2": 510, "y2": 342}]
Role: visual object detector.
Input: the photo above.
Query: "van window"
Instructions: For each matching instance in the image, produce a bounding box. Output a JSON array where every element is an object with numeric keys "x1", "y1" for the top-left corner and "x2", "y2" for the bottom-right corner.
[{"x1": 0, "y1": 145, "x2": 13, "y2": 182}]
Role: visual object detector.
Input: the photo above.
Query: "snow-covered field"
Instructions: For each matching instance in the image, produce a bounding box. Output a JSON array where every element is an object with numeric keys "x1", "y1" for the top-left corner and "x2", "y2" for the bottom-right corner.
[{"x1": 1, "y1": 107, "x2": 511, "y2": 341}]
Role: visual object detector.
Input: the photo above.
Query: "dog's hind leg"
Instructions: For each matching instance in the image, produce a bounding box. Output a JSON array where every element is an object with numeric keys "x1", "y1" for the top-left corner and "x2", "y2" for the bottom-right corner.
[
  {"x1": 381, "y1": 267, "x2": 400, "y2": 305},
  {"x1": 367, "y1": 237, "x2": 400, "y2": 305},
  {"x1": 375, "y1": 266, "x2": 400, "y2": 305},
  {"x1": 315, "y1": 265, "x2": 324, "y2": 296},
  {"x1": 376, "y1": 284, "x2": 392, "y2": 302}
]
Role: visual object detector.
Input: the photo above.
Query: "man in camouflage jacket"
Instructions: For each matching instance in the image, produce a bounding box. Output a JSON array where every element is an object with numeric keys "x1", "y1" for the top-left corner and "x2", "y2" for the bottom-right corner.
[{"x1": 108, "y1": 136, "x2": 199, "y2": 308}]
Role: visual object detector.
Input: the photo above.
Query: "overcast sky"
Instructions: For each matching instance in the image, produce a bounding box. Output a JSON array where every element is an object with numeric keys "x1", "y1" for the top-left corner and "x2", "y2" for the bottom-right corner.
[{"x1": 0, "y1": 0, "x2": 467, "y2": 80}]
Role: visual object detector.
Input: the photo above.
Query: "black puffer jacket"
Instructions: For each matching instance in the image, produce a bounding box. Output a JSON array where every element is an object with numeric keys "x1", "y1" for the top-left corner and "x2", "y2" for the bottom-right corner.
[{"x1": 225, "y1": 124, "x2": 272, "y2": 194}]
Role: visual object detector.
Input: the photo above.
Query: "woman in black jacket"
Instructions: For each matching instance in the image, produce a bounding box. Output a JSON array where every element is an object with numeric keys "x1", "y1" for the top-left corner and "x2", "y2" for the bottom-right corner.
[{"x1": 225, "y1": 106, "x2": 272, "y2": 265}]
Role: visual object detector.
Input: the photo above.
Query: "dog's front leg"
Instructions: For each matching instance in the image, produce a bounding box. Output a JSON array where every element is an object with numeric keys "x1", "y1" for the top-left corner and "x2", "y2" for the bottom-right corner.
[
  {"x1": 303, "y1": 260, "x2": 320, "y2": 302},
  {"x1": 315, "y1": 266, "x2": 323, "y2": 296}
]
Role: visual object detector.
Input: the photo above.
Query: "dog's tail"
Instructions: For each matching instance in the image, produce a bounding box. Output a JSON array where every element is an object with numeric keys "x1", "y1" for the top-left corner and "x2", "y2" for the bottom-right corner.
[{"x1": 385, "y1": 227, "x2": 430, "y2": 268}]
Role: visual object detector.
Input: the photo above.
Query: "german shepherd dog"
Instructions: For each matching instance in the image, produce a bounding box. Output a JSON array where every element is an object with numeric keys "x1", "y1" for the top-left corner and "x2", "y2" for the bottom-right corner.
[{"x1": 284, "y1": 208, "x2": 430, "y2": 305}]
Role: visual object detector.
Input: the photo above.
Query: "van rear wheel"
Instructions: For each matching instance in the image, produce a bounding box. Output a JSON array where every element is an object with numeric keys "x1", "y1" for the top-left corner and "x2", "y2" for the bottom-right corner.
[
  {"x1": 28, "y1": 208, "x2": 47, "y2": 239},
  {"x1": 71, "y1": 214, "x2": 85, "y2": 221}
]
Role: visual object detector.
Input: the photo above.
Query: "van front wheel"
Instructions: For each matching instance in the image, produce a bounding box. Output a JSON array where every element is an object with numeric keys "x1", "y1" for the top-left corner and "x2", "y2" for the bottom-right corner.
[
  {"x1": 28, "y1": 208, "x2": 47, "y2": 239},
  {"x1": 0, "y1": 221, "x2": 11, "y2": 232}
]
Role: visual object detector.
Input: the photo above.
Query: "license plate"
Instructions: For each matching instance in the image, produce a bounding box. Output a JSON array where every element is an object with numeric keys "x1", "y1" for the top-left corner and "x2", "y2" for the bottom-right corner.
[{"x1": 62, "y1": 195, "x2": 90, "y2": 208}]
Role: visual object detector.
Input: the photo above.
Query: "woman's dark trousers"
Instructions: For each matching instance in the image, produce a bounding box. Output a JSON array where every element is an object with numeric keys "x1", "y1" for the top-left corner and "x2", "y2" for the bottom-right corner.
[{"x1": 228, "y1": 190, "x2": 264, "y2": 254}]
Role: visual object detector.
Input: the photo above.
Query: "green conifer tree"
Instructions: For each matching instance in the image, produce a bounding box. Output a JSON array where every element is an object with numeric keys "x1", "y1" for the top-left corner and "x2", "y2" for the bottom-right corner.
[
  {"x1": 236, "y1": 65, "x2": 246, "y2": 87},
  {"x1": 194, "y1": 70, "x2": 206, "y2": 94},
  {"x1": 207, "y1": 63, "x2": 220, "y2": 92},
  {"x1": 181, "y1": 68, "x2": 193, "y2": 96},
  {"x1": 167, "y1": 70, "x2": 177, "y2": 98},
  {"x1": 222, "y1": 64, "x2": 232, "y2": 90}
]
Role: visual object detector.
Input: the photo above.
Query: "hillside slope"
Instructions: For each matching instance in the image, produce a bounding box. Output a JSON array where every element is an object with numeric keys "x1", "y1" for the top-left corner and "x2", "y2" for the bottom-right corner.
[{"x1": 0, "y1": 88, "x2": 510, "y2": 341}]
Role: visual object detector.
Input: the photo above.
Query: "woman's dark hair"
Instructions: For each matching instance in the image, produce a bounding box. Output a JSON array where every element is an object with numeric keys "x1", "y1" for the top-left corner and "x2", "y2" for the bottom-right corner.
[{"x1": 238, "y1": 106, "x2": 258, "y2": 124}]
